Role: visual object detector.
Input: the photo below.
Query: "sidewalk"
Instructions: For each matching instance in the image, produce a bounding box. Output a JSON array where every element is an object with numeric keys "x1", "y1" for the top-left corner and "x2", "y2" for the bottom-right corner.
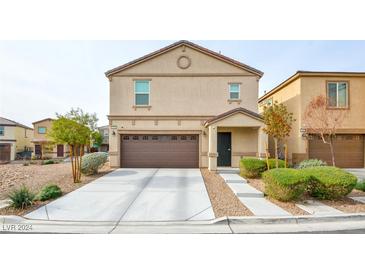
[{"x1": 2, "y1": 214, "x2": 365, "y2": 234}]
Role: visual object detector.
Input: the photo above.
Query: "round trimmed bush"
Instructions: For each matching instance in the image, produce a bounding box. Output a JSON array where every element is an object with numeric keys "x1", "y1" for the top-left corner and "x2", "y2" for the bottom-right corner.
[
  {"x1": 37, "y1": 184, "x2": 62, "y2": 201},
  {"x1": 81, "y1": 152, "x2": 108, "y2": 175},
  {"x1": 302, "y1": 167, "x2": 357, "y2": 199},
  {"x1": 239, "y1": 158, "x2": 267, "y2": 178},
  {"x1": 298, "y1": 159, "x2": 327, "y2": 169},
  {"x1": 262, "y1": 168, "x2": 310, "y2": 201},
  {"x1": 355, "y1": 180, "x2": 365, "y2": 192}
]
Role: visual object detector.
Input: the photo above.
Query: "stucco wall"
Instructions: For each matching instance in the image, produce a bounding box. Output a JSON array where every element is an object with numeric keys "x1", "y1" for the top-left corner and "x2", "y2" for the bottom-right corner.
[
  {"x1": 33, "y1": 119, "x2": 53, "y2": 140},
  {"x1": 15, "y1": 127, "x2": 33, "y2": 152}
]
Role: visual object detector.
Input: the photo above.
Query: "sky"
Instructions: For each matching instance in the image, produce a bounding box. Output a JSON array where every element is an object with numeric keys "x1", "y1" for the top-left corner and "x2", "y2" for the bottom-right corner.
[{"x1": 1, "y1": 40, "x2": 365, "y2": 127}]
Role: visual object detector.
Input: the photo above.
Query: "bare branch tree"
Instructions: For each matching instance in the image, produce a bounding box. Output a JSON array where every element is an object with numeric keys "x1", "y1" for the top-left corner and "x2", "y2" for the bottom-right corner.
[{"x1": 303, "y1": 95, "x2": 348, "y2": 166}]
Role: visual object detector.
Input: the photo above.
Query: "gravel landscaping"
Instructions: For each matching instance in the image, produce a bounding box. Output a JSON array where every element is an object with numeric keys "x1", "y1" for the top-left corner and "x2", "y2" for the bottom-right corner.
[
  {"x1": 248, "y1": 178, "x2": 309, "y2": 215},
  {"x1": 0, "y1": 161, "x2": 113, "y2": 216},
  {"x1": 200, "y1": 168, "x2": 253, "y2": 217},
  {"x1": 322, "y1": 197, "x2": 365, "y2": 213}
]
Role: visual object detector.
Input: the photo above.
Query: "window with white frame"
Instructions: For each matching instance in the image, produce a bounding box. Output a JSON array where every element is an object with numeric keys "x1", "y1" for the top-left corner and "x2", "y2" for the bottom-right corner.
[
  {"x1": 38, "y1": 126, "x2": 47, "y2": 134},
  {"x1": 229, "y1": 83, "x2": 240, "y2": 99},
  {"x1": 0, "y1": 126, "x2": 4, "y2": 136},
  {"x1": 327, "y1": 82, "x2": 348, "y2": 108},
  {"x1": 134, "y1": 80, "x2": 150, "y2": 106}
]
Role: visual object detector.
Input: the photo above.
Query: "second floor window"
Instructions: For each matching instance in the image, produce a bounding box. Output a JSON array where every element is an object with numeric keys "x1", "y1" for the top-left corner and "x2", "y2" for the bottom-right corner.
[
  {"x1": 229, "y1": 83, "x2": 240, "y2": 99},
  {"x1": 38, "y1": 126, "x2": 47, "y2": 134},
  {"x1": 135, "y1": 80, "x2": 150, "y2": 106},
  {"x1": 0, "y1": 126, "x2": 4, "y2": 136},
  {"x1": 327, "y1": 82, "x2": 348, "y2": 108}
]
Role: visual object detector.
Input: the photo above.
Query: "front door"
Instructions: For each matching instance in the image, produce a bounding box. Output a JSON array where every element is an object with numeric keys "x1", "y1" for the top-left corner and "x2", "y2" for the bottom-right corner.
[
  {"x1": 217, "y1": 132, "x2": 231, "y2": 166},
  {"x1": 35, "y1": 144, "x2": 42, "y2": 157},
  {"x1": 57, "y1": 144, "x2": 64, "y2": 157}
]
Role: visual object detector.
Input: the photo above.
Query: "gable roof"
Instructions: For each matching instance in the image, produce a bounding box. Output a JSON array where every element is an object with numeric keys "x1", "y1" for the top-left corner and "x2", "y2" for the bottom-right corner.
[
  {"x1": 259, "y1": 70, "x2": 365, "y2": 102},
  {"x1": 0, "y1": 117, "x2": 33, "y2": 130},
  {"x1": 32, "y1": 118, "x2": 54, "y2": 125},
  {"x1": 105, "y1": 40, "x2": 263, "y2": 77},
  {"x1": 204, "y1": 107, "x2": 263, "y2": 126}
]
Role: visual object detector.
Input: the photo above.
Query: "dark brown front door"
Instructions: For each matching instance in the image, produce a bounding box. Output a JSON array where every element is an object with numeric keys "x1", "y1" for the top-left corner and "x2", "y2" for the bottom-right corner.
[
  {"x1": 121, "y1": 135, "x2": 199, "y2": 168},
  {"x1": 309, "y1": 134, "x2": 364, "y2": 168},
  {"x1": 35, "y1": 144, "x2": 42, "y2": 157},
  {"x1": 0, "y1": 144, "x2": 11, "y2": 163},
  {"x1": 57, "y1": 144, "x2": 64, "y2": 157}
]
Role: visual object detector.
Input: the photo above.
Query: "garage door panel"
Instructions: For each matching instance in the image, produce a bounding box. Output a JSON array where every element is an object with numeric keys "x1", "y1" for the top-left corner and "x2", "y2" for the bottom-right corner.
[
  {"x1": 121, "y1": 135, "x2": 199, "y2": 168},
  {"x1": 309, "y1": 134, "x2": 364, "y2": 168}
]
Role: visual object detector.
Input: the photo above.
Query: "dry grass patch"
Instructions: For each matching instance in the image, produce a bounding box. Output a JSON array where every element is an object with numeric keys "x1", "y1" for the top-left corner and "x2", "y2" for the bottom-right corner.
[{"x1": 200, "y1": 168, "x2": 252, "y2": 217}]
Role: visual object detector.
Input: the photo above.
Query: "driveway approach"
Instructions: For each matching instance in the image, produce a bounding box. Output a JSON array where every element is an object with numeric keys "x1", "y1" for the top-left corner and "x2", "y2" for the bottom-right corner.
[{"x1": 25, "y1": 169, "x2": 214, "y2": 222}]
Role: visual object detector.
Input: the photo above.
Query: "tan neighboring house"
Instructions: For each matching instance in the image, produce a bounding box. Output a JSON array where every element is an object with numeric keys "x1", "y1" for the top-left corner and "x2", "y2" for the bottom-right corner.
[
  {"x1": 32, "y1": 118, "x2": 69, "y2": 159},
  {"x1": 97, "y1": 125, "x2": 109, "y2": 152},
  {"x1": 0, "y1": 117, "x2": 34, "y2": 163},
  {"x1": 106, "y1": 40, "x2": 267, "y2": 170},
  {"x1": 259, "y1": 71, "x2": 365, "y2": 168}
]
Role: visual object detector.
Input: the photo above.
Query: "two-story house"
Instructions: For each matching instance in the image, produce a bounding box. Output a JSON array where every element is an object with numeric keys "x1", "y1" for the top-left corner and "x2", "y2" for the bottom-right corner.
[
  {"x1": 0, "y1": 117, "x2": 34, "y2": 163},
  {"x1": 106, "y1": 40, "x2": 267, "y2": 171},
  {"x1": 258, "y1": 71, "x2": 365, "y2": 168},
  {"x1": 32, "y1": 118, "x2": 69, "y2": 159}
]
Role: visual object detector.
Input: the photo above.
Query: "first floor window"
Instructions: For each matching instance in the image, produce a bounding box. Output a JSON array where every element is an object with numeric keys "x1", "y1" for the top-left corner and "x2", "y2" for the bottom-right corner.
[
  {"x1": 0, "y1": 126, "x2": 4, "y2": 136},
  {"x1": 327, "y1": 82, "x2": 348, "y2": 108},
  {"x1": 229, "y1": 83, "x2": 240, "y2": 99},
  {"x1": 135, "y1": 80, "x2": 150, "y2": 106},
  {"x1": 38, "y1": 127, "x2": 47, "y2": 134}
]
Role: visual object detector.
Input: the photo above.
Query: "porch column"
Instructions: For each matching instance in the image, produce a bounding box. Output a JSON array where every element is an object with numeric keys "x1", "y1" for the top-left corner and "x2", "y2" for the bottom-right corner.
[
  {"x1": 208, "y1": 125, "x2": 218, "y2": 171},
  {"x1": 257, "y1": 126, "x2": 268, "y2": 159}
]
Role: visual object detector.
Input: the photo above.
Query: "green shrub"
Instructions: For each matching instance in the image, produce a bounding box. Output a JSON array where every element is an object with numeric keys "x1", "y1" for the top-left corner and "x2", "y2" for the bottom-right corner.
[
  {"x1": 267, "y1": 159, "x2": 286, "y2": 169},
  {"x1": 43, "y1": 159, "x2": 55, "y2": 165},
  {"x1": 36, "y1": 184, "x2": 62, "y2": 201},
  {"x1": 239, "y1": 158, "x2": 267, "y2": 178},
  {"x1": 23, "y1": 162, "x2": 30, "y2": 166},
  {"x1": 354, "y1": 180, "x2": 365, "y2": 192},
  {"x1": 302, "y1": 167, "x2": 357, "y2": 199},
  {"x1": 262, "y1": 168, "x2": 310, "y2": 202},
  {"x1": 8, "y1": 186, "x2": 35, "y2": 209},
  {"x1": 81, "y1": 152, "x2": 108, "y2": 175},
  {"x1": 298, "y1": 159, "x2": 327, "y2": 169}
]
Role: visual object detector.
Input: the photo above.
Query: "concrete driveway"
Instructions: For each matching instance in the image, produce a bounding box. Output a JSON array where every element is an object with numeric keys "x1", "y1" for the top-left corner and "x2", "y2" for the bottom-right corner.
[{"x1": 25, "y1": 169, "x2": 214, "y2": 222}]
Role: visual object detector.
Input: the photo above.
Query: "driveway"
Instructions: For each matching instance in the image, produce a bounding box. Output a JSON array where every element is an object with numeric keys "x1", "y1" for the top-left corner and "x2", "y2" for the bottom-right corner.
[{"x1": 25, "y1": 168, "x2": 214, "y2": 222}]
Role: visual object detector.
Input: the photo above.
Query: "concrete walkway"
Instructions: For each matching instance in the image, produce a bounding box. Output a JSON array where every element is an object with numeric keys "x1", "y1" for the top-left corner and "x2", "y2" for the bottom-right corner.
[
  {"x1": 345, "y1": 168, "x2": 365, "y2": 181},
  {"x1": 296, "y1": 200, "x2": 344, "y2": 216},
  {"x1": 219, "y1": 171, "x2": 290, "y2": 216},
  {"x1": 25, "y1": 168, "x2": 214, "y2": 222}
]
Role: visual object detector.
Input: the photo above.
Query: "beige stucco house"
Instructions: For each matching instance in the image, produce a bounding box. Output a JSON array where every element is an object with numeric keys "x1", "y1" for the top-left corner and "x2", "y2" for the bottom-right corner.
[
  {"x1": 32, "y1": 118, "x2": 69, "y2": 159},
  {"x1": 0, "y1": 117, "x2": 34, "y2": 163},
  {"x1": 106, "y1": 40, "x2": 267, "y2": 171},
  {"x1": 259, "y1": 71, "x2": 365, "y2": 168}
]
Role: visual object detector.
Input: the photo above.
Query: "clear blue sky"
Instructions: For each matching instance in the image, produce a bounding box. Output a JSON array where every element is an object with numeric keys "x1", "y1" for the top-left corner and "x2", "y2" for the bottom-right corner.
[{"x1": 1, "y1": 40, "x2": 364, "y2": 127}]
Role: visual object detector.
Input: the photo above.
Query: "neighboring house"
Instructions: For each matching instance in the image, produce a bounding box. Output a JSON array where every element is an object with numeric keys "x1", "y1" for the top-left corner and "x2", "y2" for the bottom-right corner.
[
  {"x1": 258, "y1": 71, "x2": 365, "y2": 168},
  {"x1": 97, "y1": 125, "x2": 109, "y2": 152},
  {"x1": 0, "y1": 117, "x2": 34, "y2": 163},
  {"x1": 32, "y1": 118, "x2": 69, "y2": 159},
  {"x1": 106, "y1": 40, "x2": 267, "y2": 170}
]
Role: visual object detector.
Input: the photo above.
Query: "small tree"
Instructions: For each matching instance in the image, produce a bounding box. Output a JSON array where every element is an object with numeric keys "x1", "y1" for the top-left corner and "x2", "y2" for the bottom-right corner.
[
  {"x1": 49, "y1": 117, "x2": 91, "y2": 183},
  {"x1": 262, "y1": 101, "x2": 295, "y2": 168},
  {"x1": 92, "y1": 131, "x2": 103, "y2": 149},
  {"x1": 303, "y1": 95, "x2": 347, "y2": 166}
]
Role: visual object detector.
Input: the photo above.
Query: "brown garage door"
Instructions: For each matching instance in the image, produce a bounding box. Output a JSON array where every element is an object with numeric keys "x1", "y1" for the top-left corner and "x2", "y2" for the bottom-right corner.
[
  {"x1": 0, "y1": 144, "x2": 11, "y2": 164},
  {"x1": 121, "y1": 135, "x2": 199, "y2": 168},
  {"x1": 309, "y1": 134, "x2": 364, "y2": 168}
]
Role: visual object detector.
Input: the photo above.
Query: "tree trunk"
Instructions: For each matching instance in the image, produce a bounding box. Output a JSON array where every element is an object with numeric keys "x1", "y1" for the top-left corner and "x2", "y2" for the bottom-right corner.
[
  {"x1": 265, "y1": 141, "x2": 270, "y2": 170},
  {"x1": 284, "y1": 143, "x2": 288, "y2": 168},
  {"x1": 70, "y1": 144, "x2": 76, "y2": 183},
  {"x1": 329, "y1": 135, "x2": 336, "y2": 166},
  {"x1": 274, "y1": 138, "x2": 278, "y2": 168}
]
